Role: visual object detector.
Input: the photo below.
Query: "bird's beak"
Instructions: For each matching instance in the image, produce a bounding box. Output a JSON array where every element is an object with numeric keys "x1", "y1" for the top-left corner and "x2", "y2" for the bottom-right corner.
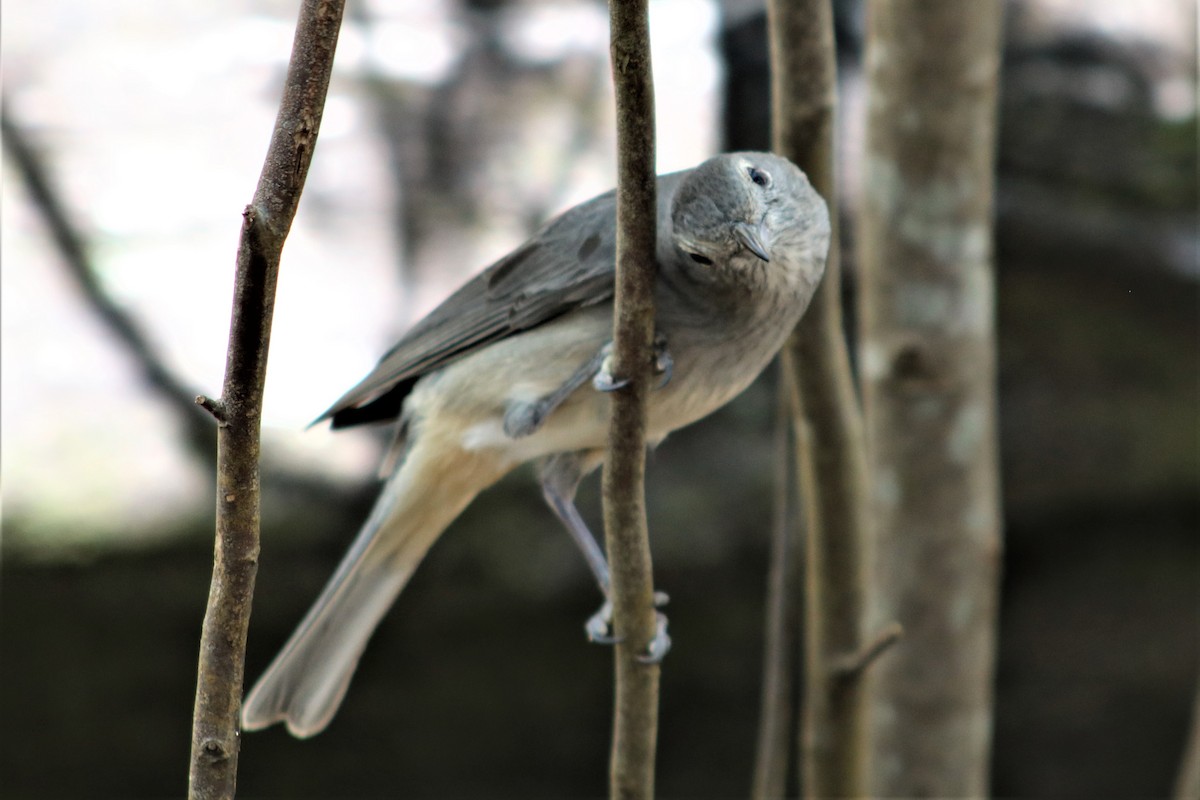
[{"x1": 734, "y1": 221, "x2": 771, "y2": 262}]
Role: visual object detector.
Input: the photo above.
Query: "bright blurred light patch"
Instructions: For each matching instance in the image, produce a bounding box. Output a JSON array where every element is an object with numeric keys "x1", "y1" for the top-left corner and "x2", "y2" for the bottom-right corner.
[
  {"x1": 500, "y1": 2, "x2": 609, "y2": 64},
  {"x1": 650, "y1": 0, "x2": 720, "y2": 46},
  {"x1": 224, "y1": 16, "x2": 296, "y2": 66},
  {"x1": 4, "y1": 85, "x2": 70, "y2": 129},
  {"x1": 650, "y1": 0, "x2": 721, "y2": 172},
  {"x1": 366, "y1": 18, "x2": 462, "y2": 84},
  {"x1": 319, "y1": 93, "x2": 361, "y2": 139},
  {"x1": 332, "y1": 22, "x2": 368, "y2": 71}
]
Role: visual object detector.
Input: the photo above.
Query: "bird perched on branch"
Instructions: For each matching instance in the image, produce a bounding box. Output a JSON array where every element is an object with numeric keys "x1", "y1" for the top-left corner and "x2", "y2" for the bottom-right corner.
[{"x1": 242, "y1": 151, "x2": 830, "y2": 738}]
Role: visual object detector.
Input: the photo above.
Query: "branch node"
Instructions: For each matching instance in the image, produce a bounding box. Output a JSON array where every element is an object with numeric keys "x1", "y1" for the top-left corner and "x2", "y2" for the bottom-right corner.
[
  {"x1": 195, "y1": 395, "x2": 227, "y2": 423},
  {"x1": 199, "y1": 737, "x2": 232, "y2": 764},
  {"x1": 833, "y1": 622, "x2": 904, "y2": 680},
  {"x1": 188, "y1": 3, "x2": 346, "y2": 798}
]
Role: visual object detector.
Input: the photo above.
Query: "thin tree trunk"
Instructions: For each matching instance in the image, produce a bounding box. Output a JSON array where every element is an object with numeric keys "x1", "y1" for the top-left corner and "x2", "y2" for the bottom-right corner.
[
  {"x1": 858, "y1": 2, "x2": 1004, "y2": 796},
  {"x1": 751, "y1": 361, "x2": 803, "y2": 799},
  {"x1": 767, "y1": 0, "x2": 875, "y2": 796},
  {"x1": 187, "y1": 3, "x2": 344, "y2": 799},
  {"x1": 602, "y1": 0, "x2": 660, "y2": 796}
]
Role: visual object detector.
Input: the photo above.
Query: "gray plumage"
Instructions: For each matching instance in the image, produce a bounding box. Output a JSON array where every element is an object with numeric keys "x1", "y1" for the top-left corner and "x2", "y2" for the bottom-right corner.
[{"x1": 241, "y1": 151, "x2": 830, "y2": 737}]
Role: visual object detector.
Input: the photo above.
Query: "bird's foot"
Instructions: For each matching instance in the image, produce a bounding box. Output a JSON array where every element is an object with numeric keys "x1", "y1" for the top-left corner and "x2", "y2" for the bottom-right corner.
[
  {"x1": 592, "y1": 334, "x2": 672, "y2": 392},
  {"x1": 585, "y1": 592, "x2": 671, "y2": 663},
  {"x1": 637, "y1": 612, "x2": 672, "y2": 664},
  {"x1": 652, "y1": 331, "x2": 673, "y2": 390},
  {"x1": 592, "y1": 343, "x2": 627, "y2": 392},
  {"x1": 585, "y1": 598, "x2": 619, "y2": 644},
  {"x1": 505, "y1": 343, "x2": 612, "y2": 438}
]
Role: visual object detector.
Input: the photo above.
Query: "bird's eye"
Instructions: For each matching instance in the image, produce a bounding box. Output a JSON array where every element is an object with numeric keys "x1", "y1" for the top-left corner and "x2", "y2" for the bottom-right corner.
[
  {"x1": 688, "y1": 252, "x2": 713, "y2": 265},
  {"x1": 748, "y1": 166, "x2": 771, "y2": 188}
]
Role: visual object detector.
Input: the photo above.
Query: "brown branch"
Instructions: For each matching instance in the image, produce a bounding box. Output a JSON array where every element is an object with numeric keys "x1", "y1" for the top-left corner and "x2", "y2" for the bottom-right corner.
[
  {"x1": 187, "y1": 3, "x2": 345, "y2": 799},
  {"x1": 767, "y1": 0, "x2": 874, "y2": 796},
  {"x1": 601, "y1": 0, "x2": 660, "y2": 796},
  {"x1": 751, "y1": 358, "x2": 804, "y2": 799},
  {"x1": 196, "y1": 395, "x2": 228, "y2": 423},
  {"x1": 857, "y1": 3, "x2": 1004, "y2": 796},
  {"x1": 1, "y1": 101, "x2": 218, "y2": 466}
]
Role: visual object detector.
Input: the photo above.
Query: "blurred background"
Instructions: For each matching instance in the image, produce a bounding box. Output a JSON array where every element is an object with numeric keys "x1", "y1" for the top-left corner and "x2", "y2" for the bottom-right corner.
[{"x1": 2, "y1": 0, "x2": 1196, "y2": 796}]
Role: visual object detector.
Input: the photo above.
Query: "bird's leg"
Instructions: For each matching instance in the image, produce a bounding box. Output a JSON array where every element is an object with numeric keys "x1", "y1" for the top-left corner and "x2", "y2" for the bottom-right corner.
[
  {"x1": 593, "y1": 331, "x2": 673, "y2": 392},
  {"x1": 538, "y1": 453, "x2": 616, "y2": 643},
  {"x1": 538, "y1": 452, "x2": 671, "y2": 661},
  {"x1": 507, "y1": 333, "x2": 673, "y2": 438},
  {"x1": 539, "y1": 452, "x2": 610, "y2": 596},
  {"x1": 504, "y1": 346, "x2": 609, "y2": 439}
]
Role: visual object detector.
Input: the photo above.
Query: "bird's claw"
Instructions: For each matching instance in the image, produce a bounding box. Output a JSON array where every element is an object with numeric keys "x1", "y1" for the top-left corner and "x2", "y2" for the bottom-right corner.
[
  {"x1": 592, "y1": 373, "x2": 629, "y2": 392},
  {"x1": 585, "y1": 594, "x2": 672, "y2": 663},
  {"x1": 592, "y1": 367, "x2": 629, "y2": 393},
  {"x1": 592, "y1": 335, "x2": 673, "y2": 392},
  {"x1": 592, "y1": 344, "x2": 627, "y2": 392},
  {"x1": 652, "y1": 332, "x2": 673, "y2": 390},
  {"x1": 585, "y1": 599, "x2": 621, "y2": 644},
  {"x1": 636, "y1": 613, "x2": 672, "y2": 664}
]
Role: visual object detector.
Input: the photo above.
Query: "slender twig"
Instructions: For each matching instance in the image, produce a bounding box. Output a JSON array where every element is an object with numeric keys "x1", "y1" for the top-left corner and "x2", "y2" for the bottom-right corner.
[
  {"x1": 751, "y1": 359, "x2": 804, "y2": 799},
  {"x1": 601, "y1": 0, "x2": 660, "y2": 796},
  {"x1": 767, "y1": 0, "x2": 874, "y2": 796},
  {"x1": 187, "y1": 3, "x2": 345, "y2": 799},
  {"x1": 1, "y1": 102, "x2": 217, "y2": 466},
  {"x1": 196, "y1": 395, "x2": 228, "y2": 423}
]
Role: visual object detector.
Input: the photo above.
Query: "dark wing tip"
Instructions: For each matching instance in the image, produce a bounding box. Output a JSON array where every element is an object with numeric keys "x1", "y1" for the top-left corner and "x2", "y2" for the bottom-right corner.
[{"x1": 325, "y1": 380, "x2": 415, "y2": 429}]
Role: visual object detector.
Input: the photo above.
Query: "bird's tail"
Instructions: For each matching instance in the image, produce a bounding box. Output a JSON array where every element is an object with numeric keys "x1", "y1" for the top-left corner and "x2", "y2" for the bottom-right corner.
[{"x1": 241, "y1": 429, "x2": 510, "y2": 737}]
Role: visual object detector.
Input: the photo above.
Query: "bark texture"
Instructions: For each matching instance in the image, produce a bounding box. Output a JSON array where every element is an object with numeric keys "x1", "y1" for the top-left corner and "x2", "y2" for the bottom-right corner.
[
  {"x1": 767, "y1": 0, "x2": 874, "y2": 795},
  {"x1": 751, "y1": 361, "x2": 803, "y2": 799},
  {"x1": 858, "y1": 2, "x2": 1004, "y2": 796},
  {"x1": 188, "y1": 3, "x2": 344, "y2": 799},
  {"x1": 602, "y1": 0, "x2": 660, "y2": 796}
]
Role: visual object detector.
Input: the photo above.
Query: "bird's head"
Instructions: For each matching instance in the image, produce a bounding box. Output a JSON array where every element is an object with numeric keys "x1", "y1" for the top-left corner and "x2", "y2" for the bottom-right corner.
[{"x1": 670, "y1": 152, "x2": 830, "y2": 286}]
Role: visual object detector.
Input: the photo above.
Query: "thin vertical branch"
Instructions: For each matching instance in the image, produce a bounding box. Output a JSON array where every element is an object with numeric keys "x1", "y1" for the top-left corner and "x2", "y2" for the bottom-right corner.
[
  {"x1": 187, "y1": 3, "x2": 345, "y2": 799},
  {"x1": 602, "y1": 0, "x2": 660, "y2": 796},
  {"x1": 858, "y1": 2, "x2": 1004, "y2": 795},
  {"x1": 751, "y1": 358, "x2": 803, "y2": 799},
  {"x1": 767, "y1": 0, "x2": 874, "y2": 796}
]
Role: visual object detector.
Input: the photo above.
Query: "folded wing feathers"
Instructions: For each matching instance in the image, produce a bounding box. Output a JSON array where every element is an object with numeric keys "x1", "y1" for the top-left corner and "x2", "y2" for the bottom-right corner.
[{"x1": 319, "y1": 192, "x2": 621, "y2": 422}]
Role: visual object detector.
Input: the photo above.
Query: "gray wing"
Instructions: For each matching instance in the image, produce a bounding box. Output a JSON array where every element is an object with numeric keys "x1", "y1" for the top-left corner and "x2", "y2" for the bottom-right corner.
[{"x1": 318, "y1": 189, "x2": 622, "y2": 426}]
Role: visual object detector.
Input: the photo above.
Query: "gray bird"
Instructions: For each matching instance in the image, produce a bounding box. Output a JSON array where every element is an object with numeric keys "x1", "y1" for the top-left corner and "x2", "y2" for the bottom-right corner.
[{"x1": 241, "y1": 151, "x2": 830, "y2": 738}]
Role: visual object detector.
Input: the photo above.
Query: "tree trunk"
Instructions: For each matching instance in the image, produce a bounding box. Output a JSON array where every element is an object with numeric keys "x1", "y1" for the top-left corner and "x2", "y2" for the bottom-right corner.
[
  {"x1": 767, "y1": 0, "x2": 875, "y2": 795},
  {"x1": 751, "y1": 362, "x2": 803, "y2": 799},
  {"x1": 858, "y1": 2, "x2": 1004, "y2": 796}
]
